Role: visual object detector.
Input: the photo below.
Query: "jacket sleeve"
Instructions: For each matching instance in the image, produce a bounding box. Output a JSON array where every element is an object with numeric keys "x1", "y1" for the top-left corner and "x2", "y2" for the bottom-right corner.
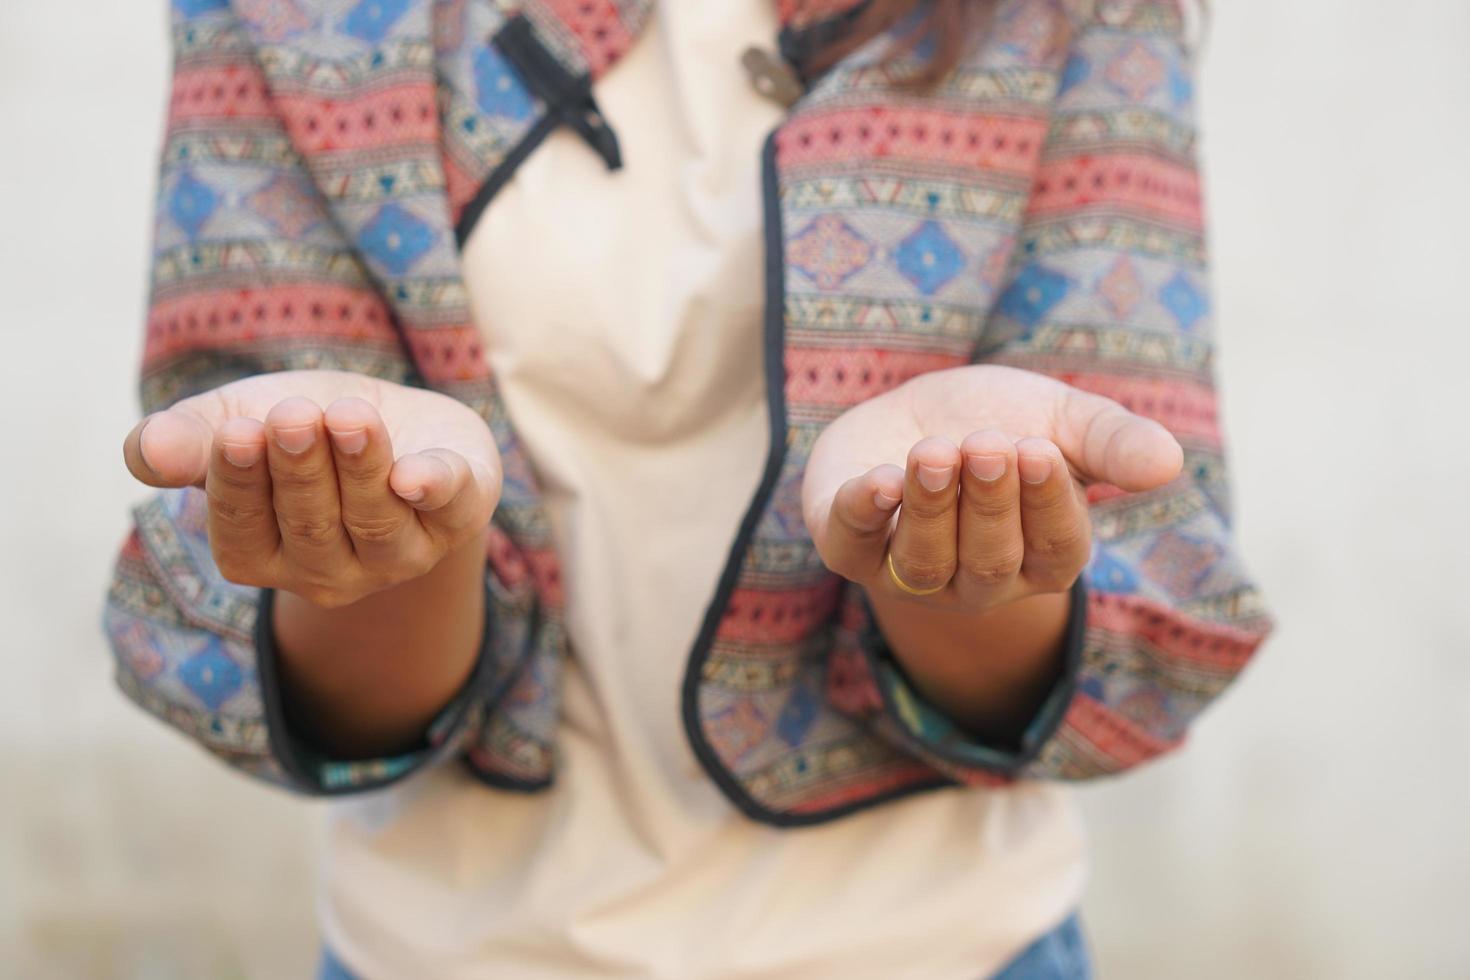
[
  {"x1": 101, "y1": 1, "x2": 506, "y2": 794},
  {"x1": 848, "y1": 3, "x2": 1274, "y2": 781}
]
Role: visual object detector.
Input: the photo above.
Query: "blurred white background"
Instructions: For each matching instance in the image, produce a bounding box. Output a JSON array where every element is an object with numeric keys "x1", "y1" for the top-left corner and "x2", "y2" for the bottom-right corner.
[{"x1": 2, "y1": 1, "x2": 1467, "y2": 977}]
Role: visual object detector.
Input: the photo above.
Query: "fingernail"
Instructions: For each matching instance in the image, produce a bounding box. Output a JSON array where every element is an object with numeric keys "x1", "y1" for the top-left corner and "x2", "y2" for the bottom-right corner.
[
  {"x1": 916, "y1": 463, "x2": 953, "y2": 493},
  {"x1": 137, "y1": 417, "x2": 159, "y2": 475},
  {"x1": 1018, "y1": 455, "x2": 1053, "y2": 485},
  {"x1": 873, "y1": 488, "x2": 901, "y2": 511},
  {"x1": 222, "y1": 442, "x2": 262, "y2": 468},
  {"x1": 330, "y1": 428, "x2": 367, "y2": 455},
  {"x1": 966, "y1": 454, "x2": 1006, "y2": 482},
  {"x1": 398, "y1": 486, "x2": 425, "y2": 503},
  {"x1": 274, "y1": 425, "x2": 315, "y2": 455}
]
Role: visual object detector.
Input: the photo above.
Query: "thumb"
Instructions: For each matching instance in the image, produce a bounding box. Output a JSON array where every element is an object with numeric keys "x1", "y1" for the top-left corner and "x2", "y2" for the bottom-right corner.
[
  {"x1": 1055, "y1": 387, "x2": 1183, "y2": 491},
  {"x1": 123, "y1": 405, "x2": 220, "y2": 489}
]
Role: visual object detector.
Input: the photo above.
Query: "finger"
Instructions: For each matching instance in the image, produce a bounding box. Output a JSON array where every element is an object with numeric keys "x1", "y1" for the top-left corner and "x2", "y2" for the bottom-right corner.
[
  {"x1": 1056, "y1": 388, "x2": 1183, "y2": 491},
  {"x1": 389, "y1": 448, "x2": 497, "y2": 540},
  {"x1": 1015, "y1": 436, "x2": 1092, "y2": 592},
  {"x1": 122, "y1": 387, "x2": 236, "y2": 489},
  {"x1": 205, "y1": 417, "x2": 281, "y2": 585},
  {"x1": 264, "y1": 396, "x2": 354, "y2": 575},
  {"x1": 124, "y1": 410, "x2": 215, "y2": 488},
  {"x1": 324, "y1": 397, "x2": 420, "y2": 564},
  {"x1": 815, "y1": 463, "x2": 906, "y2": 583},
  {"x1": 885, "y1": 437, "x2": 961, "y2": 596},
  {"x1": 955, "y1": 429, "x2": 1024, "y2": 595}
]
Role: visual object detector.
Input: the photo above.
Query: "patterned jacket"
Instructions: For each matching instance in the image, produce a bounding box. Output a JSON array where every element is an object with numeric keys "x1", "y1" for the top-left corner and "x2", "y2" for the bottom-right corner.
[{"x1": 104, "y1": 0, "x2": 1273, "y2": 826}]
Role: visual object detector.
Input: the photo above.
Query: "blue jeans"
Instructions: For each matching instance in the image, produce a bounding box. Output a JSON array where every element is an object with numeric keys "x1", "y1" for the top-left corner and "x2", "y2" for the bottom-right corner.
[
  {"x1": 319, "y1": 912, "x2": 1090, "y2": 979},
  {"x1": 990, "y1": 913, "x2": 1091, "y2": 979}
]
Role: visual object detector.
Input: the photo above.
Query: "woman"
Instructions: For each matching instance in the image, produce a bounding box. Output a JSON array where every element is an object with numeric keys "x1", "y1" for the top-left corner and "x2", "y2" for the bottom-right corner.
[{"x1": 105, "y1": 0, "x2": 1271, "y2": 976}]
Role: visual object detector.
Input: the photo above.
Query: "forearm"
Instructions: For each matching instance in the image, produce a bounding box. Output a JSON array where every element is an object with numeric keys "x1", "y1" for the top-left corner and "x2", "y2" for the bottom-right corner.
[
  {"x1": 271, "y1": 530, "x2": 489, "y2": 758},
  {"x1": 865, "y1": 587, "x2": 1071, "y2": 746}
]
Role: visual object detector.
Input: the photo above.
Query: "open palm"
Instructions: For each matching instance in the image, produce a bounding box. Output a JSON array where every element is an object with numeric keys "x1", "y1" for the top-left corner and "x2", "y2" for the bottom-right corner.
[
  {"x1": 122, "y1": 370, "x2": 501, "y2": 607},
  {"x1": 802, "y1": 364, "x2": 1183, "y2": 609}
]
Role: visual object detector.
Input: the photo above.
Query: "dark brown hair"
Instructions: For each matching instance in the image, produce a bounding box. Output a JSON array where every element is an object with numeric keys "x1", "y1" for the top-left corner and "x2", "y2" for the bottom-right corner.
[{"x1": 812, "y1": 0, "x2": 993, "y2": 89}]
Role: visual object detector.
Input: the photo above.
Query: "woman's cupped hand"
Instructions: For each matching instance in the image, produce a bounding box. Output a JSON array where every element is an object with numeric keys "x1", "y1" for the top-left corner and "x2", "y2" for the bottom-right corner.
[
  {"x1": 802, "y1": 364, "x2": 1184, "y2": 609},
  {"x1": 122, "y1": 370, "x2": 502, "y2": 609}
]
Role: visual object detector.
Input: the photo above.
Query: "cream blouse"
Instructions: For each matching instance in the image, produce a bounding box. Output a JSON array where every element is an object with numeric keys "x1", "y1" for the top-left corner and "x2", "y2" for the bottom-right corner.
[{"x1": 317, "y1": 4, "x2": 1087, "y2": 977}]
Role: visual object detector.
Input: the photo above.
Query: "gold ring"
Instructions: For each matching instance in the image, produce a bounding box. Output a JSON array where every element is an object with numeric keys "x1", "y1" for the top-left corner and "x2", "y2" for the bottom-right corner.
[{"x1": 885, "y1": 550, "x2": 946, "y2": 596}]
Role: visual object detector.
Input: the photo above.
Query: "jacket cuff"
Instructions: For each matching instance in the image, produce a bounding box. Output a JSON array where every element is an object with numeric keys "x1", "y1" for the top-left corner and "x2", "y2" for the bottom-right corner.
[
  {"x1": 253, "y1": 579, "x2": 497, "y2": 795},
  {"x1": 856, "y1": 579, "x2": 1087, "y2": 775}
]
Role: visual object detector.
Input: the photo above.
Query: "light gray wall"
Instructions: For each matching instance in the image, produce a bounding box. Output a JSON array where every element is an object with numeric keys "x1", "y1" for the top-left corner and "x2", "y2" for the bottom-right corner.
[{"x1": 1, "y1": 1, "x2": 1465, "y2": 976}]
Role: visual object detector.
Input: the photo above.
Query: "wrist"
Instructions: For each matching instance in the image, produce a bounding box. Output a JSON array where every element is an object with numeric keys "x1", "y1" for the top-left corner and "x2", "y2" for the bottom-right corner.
[
  {"x1": 272, "y1": 529, "x2": 490, "y2": 758},
  {"x1": 864, "y1": 585, "x2": 1072, "y2": 745}
]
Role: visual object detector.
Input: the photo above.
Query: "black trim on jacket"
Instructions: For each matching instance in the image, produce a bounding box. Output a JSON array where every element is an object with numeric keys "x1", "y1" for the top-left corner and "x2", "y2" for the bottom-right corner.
[{"x1": 454, "y1": 15, "x2": 622, "y2": 247}]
